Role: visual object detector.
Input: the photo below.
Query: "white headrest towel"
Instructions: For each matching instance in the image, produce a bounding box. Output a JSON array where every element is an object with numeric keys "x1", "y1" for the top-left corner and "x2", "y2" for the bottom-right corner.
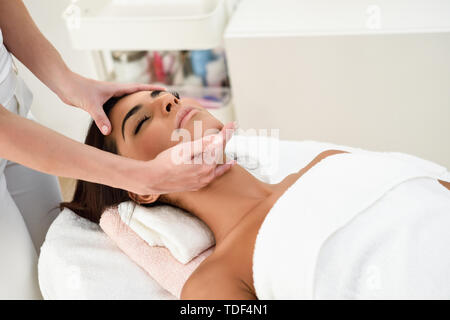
[{"x1": 118, "y1": 201, "x2": 215, "y2": 264}]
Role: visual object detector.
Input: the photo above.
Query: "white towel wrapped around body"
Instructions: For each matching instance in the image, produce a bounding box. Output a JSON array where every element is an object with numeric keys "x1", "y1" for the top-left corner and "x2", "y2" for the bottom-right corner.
[{"x1": 253, "y1": 150, "x2": 450, "y2": 299}]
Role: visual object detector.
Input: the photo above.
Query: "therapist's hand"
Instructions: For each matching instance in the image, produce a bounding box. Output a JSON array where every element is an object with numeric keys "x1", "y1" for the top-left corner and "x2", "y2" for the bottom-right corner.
[
  {"x1": 59, "y1": 72, "x2": 166, "y2": 135},
  {"x1": 135, "y1": 122, "x2": 237, "y2": 195}
]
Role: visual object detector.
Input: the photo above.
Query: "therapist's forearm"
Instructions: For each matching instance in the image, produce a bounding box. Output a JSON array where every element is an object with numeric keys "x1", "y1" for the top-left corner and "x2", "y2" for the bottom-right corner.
[
  {"x1": 0, "y1": 0, "x2": 74, "y2": 97},
  {"x1": 0, "y1": 105, "x2": 143, "y2": 192}
]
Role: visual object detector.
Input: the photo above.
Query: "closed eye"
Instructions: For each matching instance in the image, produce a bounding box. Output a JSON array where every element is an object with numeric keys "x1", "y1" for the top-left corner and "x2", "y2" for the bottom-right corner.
[
  {"x1": 170, "y1": 91, "x2": 180, "y2": 99},
  {"x1": 135, "y1": 115, "x2": 150, "y2": 135},
  {"x1": 151, "y1": 90, "x2": 162, "y2": 98}
]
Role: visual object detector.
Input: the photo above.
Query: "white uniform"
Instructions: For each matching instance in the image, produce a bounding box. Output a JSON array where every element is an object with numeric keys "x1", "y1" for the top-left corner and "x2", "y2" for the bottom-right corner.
[
  {"x1": 0, "y1": 27, "x2": 15, "y2": 107},
  {"x1": 0, "y1": 28, "x2": 61, "y2": 299}
]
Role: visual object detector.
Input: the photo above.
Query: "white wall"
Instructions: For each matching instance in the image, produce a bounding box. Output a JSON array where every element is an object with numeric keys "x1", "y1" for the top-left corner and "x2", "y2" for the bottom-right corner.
[
  {"x1": 226, "y1": 33, "x2": 450, "y2": 169},
  {"x1": 15, "y1": 0, "x2": 97, "y2": 142},
  {"x1": 225, "y1": 0, "x2": 450, "y2": 169}
]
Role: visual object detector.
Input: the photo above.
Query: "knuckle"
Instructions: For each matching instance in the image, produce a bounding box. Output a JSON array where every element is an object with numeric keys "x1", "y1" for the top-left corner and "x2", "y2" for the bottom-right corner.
[
  {"x1": 200, "y1": 176, "x2": 210, "y2": 184},
  {"x1": 207, "y1": 169, "x2": 216, "y2": 178},
  {"x1": 204, "y1": 173, "x2": 214, "y2": 183},
  {"x1": 93, "y1": 111, "x2": 105, "y2": 120},
  {"x1": 203, "y1": 165, "x2": 214, "y2": 174}
]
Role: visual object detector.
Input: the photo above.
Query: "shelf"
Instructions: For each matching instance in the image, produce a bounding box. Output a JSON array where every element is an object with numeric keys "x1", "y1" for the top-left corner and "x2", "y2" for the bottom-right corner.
[{"x1": 63, "y1": 0, "x2": 230, "y2": 50}]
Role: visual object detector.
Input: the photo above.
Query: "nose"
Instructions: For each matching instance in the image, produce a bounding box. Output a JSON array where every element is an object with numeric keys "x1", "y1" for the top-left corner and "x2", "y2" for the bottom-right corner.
[{"x1": 163, "y1": 94, "x2": 180, "y2": 114}]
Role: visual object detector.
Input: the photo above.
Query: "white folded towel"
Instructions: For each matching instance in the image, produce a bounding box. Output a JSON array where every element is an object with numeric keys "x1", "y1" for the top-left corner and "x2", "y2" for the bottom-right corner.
[{"x1": 118, "y1": 201, "x2": 215, "y2": 264}]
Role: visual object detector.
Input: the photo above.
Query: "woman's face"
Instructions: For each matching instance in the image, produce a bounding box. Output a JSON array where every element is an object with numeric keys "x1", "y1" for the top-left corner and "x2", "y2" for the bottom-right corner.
[{"x1": 107, "y1": 90, "x2": 224, "y2": 161}]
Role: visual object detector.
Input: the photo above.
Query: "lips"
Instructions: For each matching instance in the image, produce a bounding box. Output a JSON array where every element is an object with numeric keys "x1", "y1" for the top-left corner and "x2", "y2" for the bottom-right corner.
[{"x1": 176, "y1": 106, "x2": 199, "y2": 129}]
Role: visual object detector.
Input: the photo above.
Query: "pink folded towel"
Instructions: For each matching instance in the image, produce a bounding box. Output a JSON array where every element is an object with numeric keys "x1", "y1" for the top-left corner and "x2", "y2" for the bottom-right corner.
[{"x1": 99, "y1": 207, "x2": 213, "y2": 299}]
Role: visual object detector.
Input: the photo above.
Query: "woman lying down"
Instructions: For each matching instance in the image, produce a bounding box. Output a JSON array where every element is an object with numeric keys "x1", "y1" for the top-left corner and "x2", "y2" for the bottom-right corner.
[{"x1": 61, "y1": 90, "x2": 450, "y2": 299}]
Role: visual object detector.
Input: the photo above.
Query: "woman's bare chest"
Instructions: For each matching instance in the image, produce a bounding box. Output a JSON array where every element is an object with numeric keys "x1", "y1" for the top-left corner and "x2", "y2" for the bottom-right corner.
[{"x1": 213, "y1": 189, "x2": 287, "y2": 295}]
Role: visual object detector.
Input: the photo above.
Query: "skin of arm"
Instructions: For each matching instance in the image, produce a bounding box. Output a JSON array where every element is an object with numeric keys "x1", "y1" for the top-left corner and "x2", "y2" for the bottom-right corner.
[{"x1": 0, "y1": 104, "x2": 151, "y2": 195}]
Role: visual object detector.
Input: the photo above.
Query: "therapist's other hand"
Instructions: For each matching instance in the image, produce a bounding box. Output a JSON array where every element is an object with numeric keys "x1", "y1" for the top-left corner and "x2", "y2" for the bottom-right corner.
[
  {"x1": 59, "y1": 72, "x2": 165, "y2": 135},
  {"x1": 137, "y1": 122, "x2": 237, "y2": 195}
]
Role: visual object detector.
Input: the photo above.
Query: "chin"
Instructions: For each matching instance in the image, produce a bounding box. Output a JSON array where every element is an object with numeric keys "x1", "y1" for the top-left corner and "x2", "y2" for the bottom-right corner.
[{"x1": 185, "y1": 113, "x2": 223, "y2": 138}]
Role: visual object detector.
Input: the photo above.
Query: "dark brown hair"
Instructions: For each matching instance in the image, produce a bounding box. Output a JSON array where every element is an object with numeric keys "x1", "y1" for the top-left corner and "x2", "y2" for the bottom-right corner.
[{"x1": 60, "y1": 95, "x2": 153, "y2": 223}]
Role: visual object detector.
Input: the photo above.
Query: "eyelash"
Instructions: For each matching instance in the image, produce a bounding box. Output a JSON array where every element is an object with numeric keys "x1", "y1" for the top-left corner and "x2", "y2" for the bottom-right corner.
[
  {"x1": 133, "y1": 91, "x2": 179, "y2": 135},
  {"x1": 134, "y1": 115, "x2": 150, "y2": 135},
  {"x1": 170, "y1": 91, "x2": 180, "y2": 99}
]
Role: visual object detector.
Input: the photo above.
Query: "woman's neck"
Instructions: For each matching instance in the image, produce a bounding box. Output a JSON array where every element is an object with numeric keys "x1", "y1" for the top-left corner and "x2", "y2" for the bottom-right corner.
[{"x1": 165, "y1": 165, "x2": 276, "y2": 245}]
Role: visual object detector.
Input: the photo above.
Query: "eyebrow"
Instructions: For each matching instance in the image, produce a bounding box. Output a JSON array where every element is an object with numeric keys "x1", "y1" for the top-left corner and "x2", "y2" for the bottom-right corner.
[
  {"x1": 121, "y1": 104, "x2": 142, "y2": 139},
  {"x1": 151, "y1": 90, "x2": 162, "y2": 98}
]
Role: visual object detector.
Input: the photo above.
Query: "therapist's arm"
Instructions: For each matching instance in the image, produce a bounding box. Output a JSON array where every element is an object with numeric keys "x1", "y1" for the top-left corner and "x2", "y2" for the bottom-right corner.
[
  {"x1": 0, "y1": 0, "x2": 164, "y2": 135},
  {"x1": 0, "y1": 104, "x2": 236, "y2": 195},
  {"x1": 0, "y1": 104, "x2": 146, "y2": 194}
]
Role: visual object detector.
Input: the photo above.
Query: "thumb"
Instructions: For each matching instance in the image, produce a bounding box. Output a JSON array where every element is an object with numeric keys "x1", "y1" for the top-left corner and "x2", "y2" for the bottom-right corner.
[
  {"x1": 92, "y1": 109, "x2": 112, "y2": 135},
  {"x1": 214, "y1": 159, "x2": 237, "y2": 177},
  {"x1": 201, "y1": 121, "x2": 236, "y2": 152}
]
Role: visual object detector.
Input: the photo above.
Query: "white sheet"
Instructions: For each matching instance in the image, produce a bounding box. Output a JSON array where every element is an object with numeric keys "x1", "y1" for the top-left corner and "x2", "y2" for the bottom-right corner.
[{"x1": 38, "y1": 208, "x2": 175, "y2": 300}]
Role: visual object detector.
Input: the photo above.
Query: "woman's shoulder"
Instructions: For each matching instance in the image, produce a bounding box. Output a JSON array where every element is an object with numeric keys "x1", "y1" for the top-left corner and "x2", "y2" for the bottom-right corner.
[
  {"x1": 181, "y1": 258, "x2": 256, "y2": 300},
  {"x1": 277, "y1": 149, "x2": 350, "y2": 189},
  {"x1": 303, "y1": 149, "x2": 350, "y2": 170},
  {"x1": 296, "y1": 149, "x2": 350, "y2": 177}
]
